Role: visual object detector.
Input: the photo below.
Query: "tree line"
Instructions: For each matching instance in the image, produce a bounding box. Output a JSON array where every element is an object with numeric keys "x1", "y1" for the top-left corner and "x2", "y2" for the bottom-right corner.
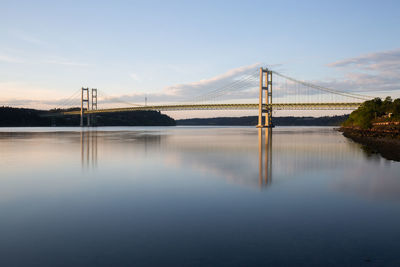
[
  {"x1": 342, "y1": 97, "x2": 400, "y2": 129},
  {"x1": 0, "y1": 107, "x2": 175, "y2": 126}
]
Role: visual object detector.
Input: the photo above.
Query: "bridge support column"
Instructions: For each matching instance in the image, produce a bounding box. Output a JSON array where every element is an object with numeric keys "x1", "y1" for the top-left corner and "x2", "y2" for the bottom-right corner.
[
  {"x1": 257, "y1": 68, "x2": 264, "y2": 127},
  {"x1": 91, "y1": 88, "x2": 97, "y2": 126},
  {"x1": 265, "y1": 70, "x2": 273, "y2": 127},
  {"x1": 257, "y1": 68, "x2": 273, "y2": 128},
  {"x1": 80, "y1": 87, "x2": 90, "y2": 127}
]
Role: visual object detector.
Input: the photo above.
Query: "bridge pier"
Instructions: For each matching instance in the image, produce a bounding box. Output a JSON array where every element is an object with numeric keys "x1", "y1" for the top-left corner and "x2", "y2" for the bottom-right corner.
[{"x1": 257, "y1": 68, "x2": 273, "y2": 128}]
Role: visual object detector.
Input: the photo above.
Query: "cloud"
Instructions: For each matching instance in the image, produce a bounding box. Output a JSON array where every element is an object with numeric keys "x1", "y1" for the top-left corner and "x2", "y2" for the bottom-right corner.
[
  {"x1": 11, "y1": 30, "x2": 47, "y2": 46},
  {"x1": 0, "y1": 63, "x2": 263, "y2": 109},
  {"x1": 0, "y1": 98, "x2": 59, "y2": 108},
  {"x1": 327, "y1": 48, "x2": 400, "y2": 94},
  {"x1": 129, "y1": 73, "x2": 141, "y2": 81},
  {"x1": 43, "y1": 59, "x2": 90, "y2": 67},
  {"x1": 164, "y1": 64, "x2": 190, "y2": 74},
  {"x1": 0, "y1": 54, "x2": 24, "y2": 63},
  {"x1": 0, "y1": 52, "x2": 90, "y2": 67},
  {"x1": 100, "y1": 63, "x2": 262, "y2": 106},
  {"x1": 160, "y1": 63, "x2": 261, "y2": 99},
  {"x1": 328, "y1": 48, "x2": 400, "y2": 69},
  {"x1": 0, "y1": 81, "x2": 69, "y2": 109}
]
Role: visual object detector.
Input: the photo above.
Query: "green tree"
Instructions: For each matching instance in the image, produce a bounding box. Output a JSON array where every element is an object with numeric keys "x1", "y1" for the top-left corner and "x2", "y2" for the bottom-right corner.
[{"x1": 342, "y1": 97, "x2": 400, "y2": 129}]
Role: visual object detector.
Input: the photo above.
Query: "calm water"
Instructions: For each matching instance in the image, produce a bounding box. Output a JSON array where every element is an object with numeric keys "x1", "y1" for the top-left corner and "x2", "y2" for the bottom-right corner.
[{"x1": 0, "y1": 126, "x2": 399, "y2": 266}]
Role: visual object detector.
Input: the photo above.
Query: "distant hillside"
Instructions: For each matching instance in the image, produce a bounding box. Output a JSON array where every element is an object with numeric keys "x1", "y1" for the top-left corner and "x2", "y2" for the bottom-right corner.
[
  {"x1": 93, "y1": 111, "x2": 175, "y2": 126},
  {"x1": 0, "y1": 107, "x2": 175, "y2": 127},
  {"x1": 177, "y1": 115, "x2": 349, "y2": 126},
  {"x1": 0, "y1": 107, "x2": 49, "y2": 126}
]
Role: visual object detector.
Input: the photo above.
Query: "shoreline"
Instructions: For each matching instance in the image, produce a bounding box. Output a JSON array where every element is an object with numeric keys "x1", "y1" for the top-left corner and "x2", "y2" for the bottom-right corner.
[{"x1": 339, "y1": 127, "x2": 400, "y2": 161}]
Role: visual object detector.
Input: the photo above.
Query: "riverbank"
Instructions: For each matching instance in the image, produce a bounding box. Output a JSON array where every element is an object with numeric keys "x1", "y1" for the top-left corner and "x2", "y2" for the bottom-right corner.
[{"x1": 340, "y1": 126, "x2": 400, "y2": 161}]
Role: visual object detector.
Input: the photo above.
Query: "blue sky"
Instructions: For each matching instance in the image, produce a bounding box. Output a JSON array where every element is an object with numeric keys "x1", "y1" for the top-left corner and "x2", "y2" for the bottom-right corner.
[{"x1": 1, "y1": 0, "x2": 400, "y2": 117}]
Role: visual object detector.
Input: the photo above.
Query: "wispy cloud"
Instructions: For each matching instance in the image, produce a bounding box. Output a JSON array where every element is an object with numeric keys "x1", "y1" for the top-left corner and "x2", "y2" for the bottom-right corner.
[
  {"x1": 0, "y1": 52, "x2": 90, "y2": 67},
  {"x1": 160, "y1": 63, "x2": 261, "y2": 98},
  {"x1": 43, "y1": 59, "x2": 90, "y2": 67},
  {"x1": 164, "y1": 64, "x2": 193, "y2": 75},
  {"x1": 129, "y1": 73, "x2": 141, "y2": 81},
  {"x1": 0, "y1": 81, "x2": 66, "y2": 109},
  {"x1": 80, "y1": 63, "x2": 262, "y2": 109},
  {"x1": 11, "y1": 30, "x2": 47, "y2": 46},
  {"x1": 0, "y1": 63, "x2": 264, "y2": 109},
  {"x1": 326, "y1": 48, "x2": 400, "y2": 93},
  {"x1": 0, "y1": 98, "x2": 59, "y2": 108},
  {"x1": 101, "y1": 63, "x2": 262, "y2": 105},
  {"x1": 0, "y1": 54, "x2": 25, "y2": 63},
  {"x1": 328, "y1": 48, "x2": 400, "y2": 70}
]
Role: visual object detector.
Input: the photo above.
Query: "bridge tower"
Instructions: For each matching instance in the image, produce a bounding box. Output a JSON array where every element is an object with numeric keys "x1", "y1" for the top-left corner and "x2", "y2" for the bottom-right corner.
[
  {"x1": 257, "y1": 68, "x2": 273, "y2": 128},
  {"x1": 91, "y1": 88, "x2": 97, "y2": 126},
  {"x1": 91, "y1": 88, "x2": 97, "y2": 110},
  {"x1": 80, "y1": 87, "x2": 90, "y2": 127}
]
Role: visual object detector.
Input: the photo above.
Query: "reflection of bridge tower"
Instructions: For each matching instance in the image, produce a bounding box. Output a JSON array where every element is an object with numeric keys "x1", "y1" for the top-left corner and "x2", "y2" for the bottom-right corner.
[
  {"x1": 258, "y1": 128, "x2": 272, "y2": 187},
  {"x1": 80, "y1": 130, "x2": 98, "y2": 170},
  {"x1": 257, "y1": 68, "x2": 273, "y2": 128}
]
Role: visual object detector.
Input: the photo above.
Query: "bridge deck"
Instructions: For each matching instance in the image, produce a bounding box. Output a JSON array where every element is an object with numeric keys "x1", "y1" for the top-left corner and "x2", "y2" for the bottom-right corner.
[{"x1": 63, "y1": 103, "x2": 361, "y2": 115}]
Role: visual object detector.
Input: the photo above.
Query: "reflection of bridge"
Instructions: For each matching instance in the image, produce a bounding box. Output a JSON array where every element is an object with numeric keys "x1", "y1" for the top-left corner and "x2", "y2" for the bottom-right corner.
[
  {"x1": 259, "y1": 128, "x2": 272, "y2": 187},
  {"x1": 80, "y1": 127, "x2": 273, "y2": 188},
  {"x1": 56, "y1": 67, "x2": 371, "y2": 127},
  {"x1": 74, "y1": 128, "x2": 368, "y2": 189}
]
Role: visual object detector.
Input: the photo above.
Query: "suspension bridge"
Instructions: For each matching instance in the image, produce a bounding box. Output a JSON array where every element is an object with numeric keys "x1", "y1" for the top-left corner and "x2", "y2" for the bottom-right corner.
[{"x1": 55, "y1": 67, "x2": 370, "y2": 127}]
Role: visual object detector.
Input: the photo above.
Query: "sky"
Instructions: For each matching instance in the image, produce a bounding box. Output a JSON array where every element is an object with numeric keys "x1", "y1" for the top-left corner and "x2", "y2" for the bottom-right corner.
[{"x1": 1, "y1": 0, "x2": 400, "y2": 118}]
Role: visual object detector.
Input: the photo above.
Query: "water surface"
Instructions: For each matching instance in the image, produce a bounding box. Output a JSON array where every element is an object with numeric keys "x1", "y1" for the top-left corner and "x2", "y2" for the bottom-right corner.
[{"x1": 0, "y1": 126, "x2": 399, "y2": 266}]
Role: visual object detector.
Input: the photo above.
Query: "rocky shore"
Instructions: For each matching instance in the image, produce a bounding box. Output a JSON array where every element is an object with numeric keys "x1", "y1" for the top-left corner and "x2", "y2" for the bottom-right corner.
[{"x1": 340, "y1": 126, "x2": 400, "y2": 161}]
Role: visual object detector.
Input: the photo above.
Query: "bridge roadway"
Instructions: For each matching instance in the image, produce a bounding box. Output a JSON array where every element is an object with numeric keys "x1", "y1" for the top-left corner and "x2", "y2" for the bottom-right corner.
[{"x1": 63, "y1": 102, "x2": 361, "y2": 115}]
